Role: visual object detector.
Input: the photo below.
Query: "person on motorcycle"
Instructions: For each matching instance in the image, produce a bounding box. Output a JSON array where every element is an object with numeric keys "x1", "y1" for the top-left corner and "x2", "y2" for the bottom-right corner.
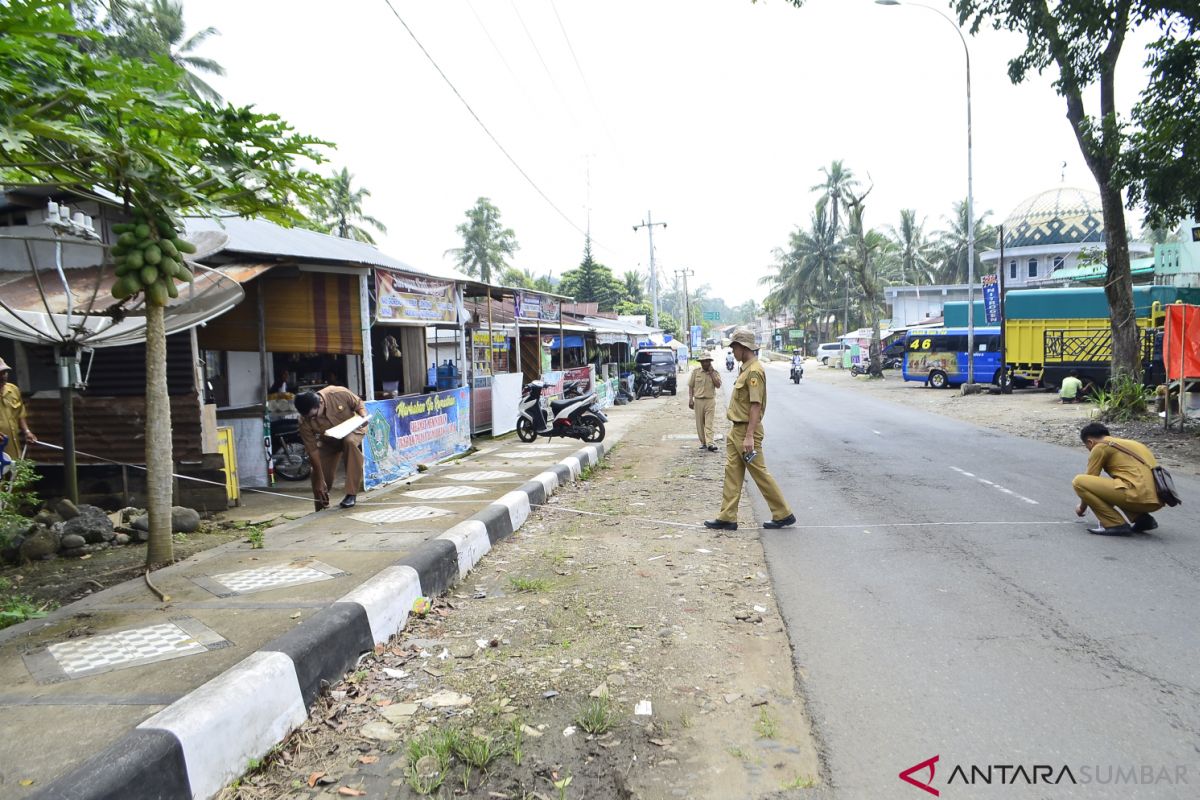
[{"x1": 725, "y1": 351, "x2": 736, "y2": 372}]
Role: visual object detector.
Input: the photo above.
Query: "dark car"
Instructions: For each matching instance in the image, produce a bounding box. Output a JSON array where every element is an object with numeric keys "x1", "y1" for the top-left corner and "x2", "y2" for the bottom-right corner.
[{"x1": 635, "y1": 348, "x2": 678, "y2": 395}]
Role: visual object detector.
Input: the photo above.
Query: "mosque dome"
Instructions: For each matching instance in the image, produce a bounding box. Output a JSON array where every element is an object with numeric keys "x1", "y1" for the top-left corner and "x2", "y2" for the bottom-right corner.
[{"x1": 1002, "y1": 187, "x2": 1105, "y2": 249}]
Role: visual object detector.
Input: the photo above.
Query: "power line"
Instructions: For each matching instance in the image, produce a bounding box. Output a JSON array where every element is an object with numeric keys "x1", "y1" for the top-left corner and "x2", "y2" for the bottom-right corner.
[
  {"x1": 547, "y1": 0, "x2": 622, "y2": 160},
  {"x1": 463, "y1": 0, "x2": 542, "y2": 116},
  {"x1": 507, "y1": 0, "x2": 582, "y2": 132},
  {"x1": 380, "y1": 0, "x2": 594, "y2": 247}
]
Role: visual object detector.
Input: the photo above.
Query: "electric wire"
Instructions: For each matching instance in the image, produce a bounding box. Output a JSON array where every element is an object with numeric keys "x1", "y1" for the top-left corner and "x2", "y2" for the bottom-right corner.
[
  {"x1": 463, "y1": 0, "x2": 542, "y2": 116},
  {"x1": 506, "y1": 0, "x2": 582, "y2": 132},
  {"x1": 547, "y1": 0, "x2": 623, "y2": 160}
]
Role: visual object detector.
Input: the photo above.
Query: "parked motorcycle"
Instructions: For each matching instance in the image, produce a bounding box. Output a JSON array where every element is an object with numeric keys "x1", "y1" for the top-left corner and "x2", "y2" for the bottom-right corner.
[
  {"x1": 883, "y1": 355, "x2": 903, "y2": 370},
  {"x1": 516, "y1": 381, "x2": 607, "y2": 443},
  {"x1": 850, "y1": 361, "x2": 884, "y2": 378},
  {"x1": 634, "y1": 367, "x2": 666, "y2": 399},
  {"x1": 790, "y1": 362, "x2": 804, "y2": 383},
  {"x1": 269, "y1": 417, "x2": 311, "y2": 481}
]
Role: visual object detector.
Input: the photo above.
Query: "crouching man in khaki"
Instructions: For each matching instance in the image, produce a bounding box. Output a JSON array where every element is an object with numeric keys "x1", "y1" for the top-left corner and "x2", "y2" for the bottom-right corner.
[{"x1": 1072, "y1": 422, "x2": 1163, "y2": 536}]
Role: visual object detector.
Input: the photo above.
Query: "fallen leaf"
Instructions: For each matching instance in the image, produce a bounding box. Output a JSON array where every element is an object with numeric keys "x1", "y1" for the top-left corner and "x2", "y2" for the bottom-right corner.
[
  {"x1": 307, "y1": 771, "x2": 326, "y2": 788},
  {"x1": 19, "y1": 779, "x2": 34, "y2": 787},
  {"x1": 337, "y1": 788, "x2": 367, "y2": 797}
]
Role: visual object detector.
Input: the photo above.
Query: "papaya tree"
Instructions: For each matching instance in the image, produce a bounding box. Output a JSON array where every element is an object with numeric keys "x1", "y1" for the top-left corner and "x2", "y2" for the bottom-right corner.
[{"x1": 1, "y1": 0, "x2": 330, "y2": 566}]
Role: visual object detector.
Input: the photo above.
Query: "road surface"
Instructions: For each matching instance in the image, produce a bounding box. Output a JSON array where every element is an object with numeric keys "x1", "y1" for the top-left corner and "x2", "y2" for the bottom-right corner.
[{"x1": 728, "y1": 363, "x2": 1200, "y2": 799}]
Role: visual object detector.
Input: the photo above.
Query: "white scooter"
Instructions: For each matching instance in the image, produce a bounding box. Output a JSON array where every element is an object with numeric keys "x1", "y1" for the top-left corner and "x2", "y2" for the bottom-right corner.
[{"x1": 516, "y1": 381, "x2": 607, "y2": 443}]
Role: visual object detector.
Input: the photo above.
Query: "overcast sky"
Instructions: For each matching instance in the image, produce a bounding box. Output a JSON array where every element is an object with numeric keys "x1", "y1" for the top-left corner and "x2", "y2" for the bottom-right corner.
[{"x1": 186, "y1": 0, "x2": 1155, "y2": 307}]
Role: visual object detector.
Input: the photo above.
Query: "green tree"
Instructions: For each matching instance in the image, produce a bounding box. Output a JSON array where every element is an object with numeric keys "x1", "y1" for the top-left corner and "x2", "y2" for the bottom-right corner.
[
  {"x1": 1, "y1": 1, "x2": 329, "y2": 566},
  {"x1": 885, "y1": 209, "x2": 936, "y2": 286},
  {"x1": 622, "y1": 270, "x2": 645, "y2": 303},
  {"x1": 447, "y1": 197, "x2": 518, "y2": 283},
  {"x1": 932, "y1": 199, "x2": 997, "y2": 285},
  {"x1": 811, "y1": 160, "x2": 858, "y2": 236},
  {"x1": 498, "y1": 266, "x2": 533, "y2": 288},
  {"x1": 313, "y1": 167, "x2": 387, "y2": 244},
  {"x1": 557, "y1": 237, "x2": 627, "y2": 311},
  {"x1": 840, "y1": 189, "x2": 891, "y2": 373},
  {"x1": 103, "y1": 0, "x2": 227, "y2": 103},
  {"x1": 954, "y1": 0, "x2": 1200, "y2": 384}
]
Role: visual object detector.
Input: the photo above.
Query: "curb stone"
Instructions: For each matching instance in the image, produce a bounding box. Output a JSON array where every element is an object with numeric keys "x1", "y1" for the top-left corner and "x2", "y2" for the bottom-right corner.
[{"x1": 32, "y1": 442, "x2": 607, "y2": 800}]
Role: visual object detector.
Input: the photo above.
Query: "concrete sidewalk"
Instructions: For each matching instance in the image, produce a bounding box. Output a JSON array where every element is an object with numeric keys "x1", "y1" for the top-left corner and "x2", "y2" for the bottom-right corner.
[{"x1": 0, "y1": 399, "x2": 650, "y2": 800}]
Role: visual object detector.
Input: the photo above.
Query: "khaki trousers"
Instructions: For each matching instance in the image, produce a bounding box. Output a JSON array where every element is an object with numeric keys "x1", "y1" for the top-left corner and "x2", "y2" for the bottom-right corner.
[
  {"x1": 718, "y1": 422, "x2": 792, "y2": 523},
  {"x1": 694, "y1": 397, "x2": 715, "y2": 446},
  {"x1": 1072, "y1": 474, "x2": 1160, "y2": 528},
  {"x1": 312, "y1": 432, "x2": 365, "y2": 497}
]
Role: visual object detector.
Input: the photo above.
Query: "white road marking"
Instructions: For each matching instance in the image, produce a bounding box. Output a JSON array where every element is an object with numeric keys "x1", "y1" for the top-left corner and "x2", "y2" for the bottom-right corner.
[{"x1": 950, "y1": 466, "x2": 1040, "y2": 505}]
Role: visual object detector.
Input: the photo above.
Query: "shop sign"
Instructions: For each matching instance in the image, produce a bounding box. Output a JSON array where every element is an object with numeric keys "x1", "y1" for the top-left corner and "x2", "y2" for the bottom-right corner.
[
  {"x1": 363, "y1": 387, "x2": 471, "y2": 489},
  {"x1": 376, "y1": 271, "x2": 457, "y2": 323},
  {"x1": 564, "y1": 365, "x2": 594, "y2": 395},
  {"x1": 515, "y1": 291, "x2": 561, "y2": 322},
  {"x1": 982, "y1": 274, "x2": 1000, "y2": 324},
  {"x1": 472, "y1": 330, "x2": 509, "y2": 347}
]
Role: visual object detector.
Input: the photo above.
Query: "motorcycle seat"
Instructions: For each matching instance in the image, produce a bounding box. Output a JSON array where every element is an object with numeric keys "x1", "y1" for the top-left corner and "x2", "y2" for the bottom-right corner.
[{"x1": 550, "y1": 397, "x2": 580, "y2": 412}]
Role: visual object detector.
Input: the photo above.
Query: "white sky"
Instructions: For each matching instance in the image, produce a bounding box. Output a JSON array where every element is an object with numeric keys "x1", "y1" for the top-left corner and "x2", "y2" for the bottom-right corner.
[{"x1": 187, "y1": 0, "x2": 1155, "y2": 307}]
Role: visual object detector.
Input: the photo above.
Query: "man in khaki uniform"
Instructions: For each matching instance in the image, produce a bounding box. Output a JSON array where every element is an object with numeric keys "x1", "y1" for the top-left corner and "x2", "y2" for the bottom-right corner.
[
  {"x1": 0, "y1": 357, "x2": 37, "y2": 463},
  {"x1": 1072, "y1": 421, "x2": 1164, "y2": 535},
  {"x1": 704, "y1": 328, "x2": 795, "y2": 531},
  {"x1": 295, "y1": 386, "x2": 369, "y2": 511},
  {"x1": 688, "y1": 354, "x2": 722, "y2": 452}
]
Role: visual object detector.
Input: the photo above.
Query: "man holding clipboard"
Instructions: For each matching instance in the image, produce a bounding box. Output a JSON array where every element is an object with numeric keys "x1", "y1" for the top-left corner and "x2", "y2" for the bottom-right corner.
[{"x1": 295, "y1": 387, "x2": 369, "y2": 510}]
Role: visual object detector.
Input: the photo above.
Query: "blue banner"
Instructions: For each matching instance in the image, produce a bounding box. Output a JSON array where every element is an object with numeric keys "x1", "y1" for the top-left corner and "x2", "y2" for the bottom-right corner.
[
  {"x1": 363, "y1": 387, "x2": 471, "y2": 490},
  {"x1": 690, "y1": 325, "x2": 703, "y2": 348},
  {"x1": 982, "y1": 274, "x2": 1000, "y2": 324}
]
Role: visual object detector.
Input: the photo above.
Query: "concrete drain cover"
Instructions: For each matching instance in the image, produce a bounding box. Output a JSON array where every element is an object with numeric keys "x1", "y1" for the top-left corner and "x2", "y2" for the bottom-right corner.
[
  {"x1": 350, "y1": 506, "x2": 451, "y2": 524},
  {"x1": 447, "y1": 470, "x2": 518, "y2": 481},
  {"x1": 192, "y1": 559, "x2": 346, "y2": 597},
  {"x1": 24, "y1": 617, "x2": 228, "y2": 682},
  {"x1": 404, "y1": 485, "x2": 487, "y2": 500}
]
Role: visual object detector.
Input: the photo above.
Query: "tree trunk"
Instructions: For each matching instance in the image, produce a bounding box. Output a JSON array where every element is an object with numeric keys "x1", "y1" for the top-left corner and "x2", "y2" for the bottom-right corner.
[
  {"x1": 145, "y1": 302, "x2": 174, "y2": 566},
  {"x1": 1097, "y1": 182, "x2": 1141, "y2": 382}
]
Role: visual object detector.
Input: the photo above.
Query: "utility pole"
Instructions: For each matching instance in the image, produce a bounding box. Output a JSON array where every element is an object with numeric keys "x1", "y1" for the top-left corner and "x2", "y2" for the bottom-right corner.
[
  {"x1": 675, "y1": 268, "x2": 694, "y2": 346},
  {"x1": 633, "y1": 212, "x2": 667, "y2": 328}
]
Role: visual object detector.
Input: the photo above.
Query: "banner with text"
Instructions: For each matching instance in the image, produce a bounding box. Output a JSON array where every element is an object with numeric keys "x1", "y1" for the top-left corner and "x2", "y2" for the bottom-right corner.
[
  {"x1": 376, "y1": 271, "x2": 457, "y2": 324},
  {"x1": 982, "y1": 274, "x2": 1000, "y2": 324},
  {"x1": 363, "y1": 387, "x2": 471, "y2": 489},
  {"x1": 515, "y1": 291, "x2": 561, "y2": 322}
]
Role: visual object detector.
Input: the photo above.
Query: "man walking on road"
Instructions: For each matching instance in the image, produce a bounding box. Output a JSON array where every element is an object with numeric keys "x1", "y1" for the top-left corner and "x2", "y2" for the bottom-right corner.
[
  {"x1": 705, "y1": 328, "x2": 795, "y2": 531},
  {"x1": 1072, "y1": 422, "x2": 1164, "y2": 535},
  {"x1": 689, "y1": 354, "x2": 722, "y2": 452}
]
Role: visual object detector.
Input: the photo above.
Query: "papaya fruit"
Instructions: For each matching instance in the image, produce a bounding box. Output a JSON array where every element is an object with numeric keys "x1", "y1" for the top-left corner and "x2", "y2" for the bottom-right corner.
[
  {"x1": 157, "y1": 220, "x2": 176, "y2": 238},
  {"x1": 140, "y1": 266, "x2": 159, "y2": 286},
  {"x1": 143, "y1": 245, "x2": 162, "y2": 265},
  {"x1": 160, "y1": 256, "x2": 180, "y2": 278},
  {"x1": 134, "y1": 223, "x2": 151, "y2": 239},
  {"x1": 176, "y1": 264, "x2": 195, "y2": 284},
  {"x1": 127, "y1": 250, "x2": 144, "y2": 269},
  {"x1": 165, "y1": 279, "x2": 179, "y2": 299},
  {"x1": 146, "y1": 280, "x2": 169, "y2": 307},
  {"x1": 117, "y1": 232, "x2": 138, "y2": 248},
  {"x1": 173, "y1": 237, "x2": 197, "y2": 254},
  {"x1": 111, "y1": 222, "x2": 134, "y2": 235},
  {"x1": 160, "y1": 239, "x2": 179, "y2": 258}
]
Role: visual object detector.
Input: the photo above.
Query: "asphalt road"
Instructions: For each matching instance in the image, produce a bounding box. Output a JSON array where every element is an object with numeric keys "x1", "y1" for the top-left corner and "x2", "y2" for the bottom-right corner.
[{"x1": 726, "y1": 362, "x2": 1200, "y2": 799}]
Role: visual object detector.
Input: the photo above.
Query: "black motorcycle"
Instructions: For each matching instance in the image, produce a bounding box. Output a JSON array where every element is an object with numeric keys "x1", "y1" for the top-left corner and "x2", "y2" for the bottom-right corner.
[
  {"x1": 269, "y1": 417, "x2": 311, "y2": 481},
  {"x1": 634, "y1": 366, "x2": 666, "y2": 399},
  {"x1": 725, "y1": 356, "x2": 735, "y2": 372},
  {"x1": 790, "y1": 362, "x2": 804, "y2": 383}
]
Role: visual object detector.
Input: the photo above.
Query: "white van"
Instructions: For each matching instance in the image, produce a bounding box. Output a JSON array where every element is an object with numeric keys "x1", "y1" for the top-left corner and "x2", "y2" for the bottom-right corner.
[{"x1": 815, "y1": 341, "x2": 846, "y2": 366}]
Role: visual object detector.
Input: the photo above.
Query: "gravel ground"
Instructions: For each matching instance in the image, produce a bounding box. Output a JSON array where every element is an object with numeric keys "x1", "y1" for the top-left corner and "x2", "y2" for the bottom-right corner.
[
  {"x1": 802, "y1": 362, "x2": 1200, "y2": 477},
  {"x1": 219, "y1": 390, "x2": 822, "y2": 800}
]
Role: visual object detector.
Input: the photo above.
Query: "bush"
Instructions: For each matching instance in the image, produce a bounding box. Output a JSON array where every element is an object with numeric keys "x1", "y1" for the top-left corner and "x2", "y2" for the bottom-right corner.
[{"x1": 1092, "y1": 375, "x2": 1155, "y2": 422}]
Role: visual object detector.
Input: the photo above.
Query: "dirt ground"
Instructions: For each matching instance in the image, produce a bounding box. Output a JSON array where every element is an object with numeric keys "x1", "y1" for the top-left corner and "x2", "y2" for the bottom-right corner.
[
  {"x1": 218, "y1": 393, "x2": 823, "y2": 800},
  {"x1": 802, "y1": 362, "x2": 1200, "y2": 477}
]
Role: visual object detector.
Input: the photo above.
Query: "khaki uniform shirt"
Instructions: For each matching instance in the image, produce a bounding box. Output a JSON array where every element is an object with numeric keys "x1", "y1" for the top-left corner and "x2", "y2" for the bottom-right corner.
[
  {"x1": 1086, "y1": 437, "x2": 1159, "y2": 506},
  {"x1": 298, "y1": 386, "x2": 368, "y2": 454},
  {"x1": 727, "y1": 357, "x2": 767, "y2": 423},
  {"x1": 1, "y1": 382, "x2": 29, "y2": 460},
  {"x1": 688, "y1": 366, "x2": 719, "y2": 399}
]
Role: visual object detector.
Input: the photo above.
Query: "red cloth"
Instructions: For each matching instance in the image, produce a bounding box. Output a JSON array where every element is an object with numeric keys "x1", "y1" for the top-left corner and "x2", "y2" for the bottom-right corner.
[{"x1": 1164, "y1": 304, "x2": 1200, "y2": 381}]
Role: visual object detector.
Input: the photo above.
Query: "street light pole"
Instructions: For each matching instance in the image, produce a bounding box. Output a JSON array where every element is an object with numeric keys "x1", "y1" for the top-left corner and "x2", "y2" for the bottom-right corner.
[
  {"x1": 877, "y1": 0, "x2": 975, "y2": 383},
  {"x1": 633, "y1": 213, "x2": 667, "y2": 329}
]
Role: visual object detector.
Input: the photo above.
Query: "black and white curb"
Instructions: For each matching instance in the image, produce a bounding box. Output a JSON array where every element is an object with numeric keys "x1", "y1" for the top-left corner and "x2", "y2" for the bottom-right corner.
[{"x1": 33, "y1": 442, "x2": 606, "y2": 800}]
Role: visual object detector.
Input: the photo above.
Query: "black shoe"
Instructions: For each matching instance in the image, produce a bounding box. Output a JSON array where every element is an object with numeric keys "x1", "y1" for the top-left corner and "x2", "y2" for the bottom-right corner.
[
  {"x1": 707, "y1": 444, "x2": 719, "y2": 452},
  {"x1": 1087, "y1": 524, "x2": 1132, "y2": 536},
  {"x1": 762, "y1": 514, "x2": 797, "y2": 529},
  {"x1": 339, "y1": 495, "x2": 357, "y2": 509},
  {"x1": 1132, "y1": 513, "x2": 1158, "y2": 533},
  {"x1": 703, "y1": 519, "x2": 737, "y2": 531},
  {"x1": 699, "y1": 444, "x2": 708, "y2": 450}
]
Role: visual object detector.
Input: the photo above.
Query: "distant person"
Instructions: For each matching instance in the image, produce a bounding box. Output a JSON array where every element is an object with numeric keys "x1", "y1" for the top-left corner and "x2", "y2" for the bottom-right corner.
[
  {"x1": 704, "y1": 328, "x2": 794, "y2": 531},
  {"x1": 1072, "y1": 422, "x2": 1164, "y2": 535},
  {"x1": 269, "y1": 369, "x2": 294, "y2": 394},
  {"x1": 0, "y1": 357, "x2": 36, "y2": 463},
  {"x1": 295, "y1": 386, "x2": 368, "y2": 511},
  {"x1": 1060, "y1": 370, "x2": 1084, "y2": 404},
  {"x1": 688, "y1": 354, "x2": 722, "y2": 452}
]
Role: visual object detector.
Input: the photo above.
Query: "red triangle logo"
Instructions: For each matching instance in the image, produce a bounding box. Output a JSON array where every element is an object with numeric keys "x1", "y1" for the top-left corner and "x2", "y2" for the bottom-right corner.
[{"x1": 899, "y1": 755, "x2": 940, "y2": 796}]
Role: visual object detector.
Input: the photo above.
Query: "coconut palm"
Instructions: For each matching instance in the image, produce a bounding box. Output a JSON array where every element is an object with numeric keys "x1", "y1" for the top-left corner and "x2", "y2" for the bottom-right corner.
[
  {"x1": 840, "y1": 189, "x2": 891, "y2": 373},
  {"x1": 811, "y1": 160, "x2": 859, "y2": 236},
  {"x1": 623, "y1": 270, "x2": 645, "y2": 303},
  {"x1": 110, "y1": 0, "x2": 227, "y2": 103},
  {"x1": 932, "y1": 199, "x2": 998, "y2": 284},
  {"x1": 885, "y1": 209, "x2": 936, "y2": 286},
  {"x1": 315, "y1": 168, "x2": 388, "y2": 244},
  {"x1": 446, "y1": 197, "x2": 519, "y2": 283}
]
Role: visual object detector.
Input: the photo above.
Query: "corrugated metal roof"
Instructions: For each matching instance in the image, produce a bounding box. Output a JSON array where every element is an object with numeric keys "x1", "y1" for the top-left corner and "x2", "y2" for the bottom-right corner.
[{"x1": 184, "y1": 214, "x2": 470, "y2": 282}]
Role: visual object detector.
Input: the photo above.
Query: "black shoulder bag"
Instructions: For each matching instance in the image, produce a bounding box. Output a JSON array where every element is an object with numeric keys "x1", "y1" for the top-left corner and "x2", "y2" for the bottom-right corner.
[{"x1": 1107, "y1": 441, "x2": 1182, "y2": 508}]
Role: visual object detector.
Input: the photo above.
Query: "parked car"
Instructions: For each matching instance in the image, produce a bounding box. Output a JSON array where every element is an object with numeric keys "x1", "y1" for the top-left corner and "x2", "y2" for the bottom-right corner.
[
  {"x1": 635, "y1": 348, "x2": 678, "y2": 394},
  {"x1": 815, "y1": 341, "x2": 846, "y2": 366}
]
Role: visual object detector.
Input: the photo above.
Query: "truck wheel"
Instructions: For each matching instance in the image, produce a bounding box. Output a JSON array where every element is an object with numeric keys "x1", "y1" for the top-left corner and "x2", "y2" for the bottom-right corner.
[{"x1": 929, "y1": 370, "x2": 948, "y2": 389}]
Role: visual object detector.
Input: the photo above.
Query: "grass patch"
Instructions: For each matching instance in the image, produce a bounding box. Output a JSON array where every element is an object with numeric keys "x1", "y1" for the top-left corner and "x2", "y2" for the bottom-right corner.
[
  {"x1": 245, "y1": 525, "x2": 264, "y2": 549},
  {"x1": 727, "y1": 746, "x2": 750, "y2": 760},
  {"x1": 781, "y1": 775, "x2": 817, "y2": 789},
  {"x1": 754, "y1": 707, "x2": 779, "y2": 739},
  {"x1": 0, "y1": 578, "x2": 49, "y2": 631},
  {"x1": 1093, "y1": 374, "x2": 1155, "y2": 422},
  {"x1": 576, "y1": 695, "x2": 617, "y2": 735},
  {"x1": 405, "y1": 729, "x2": 456, "y2": 795},
  {"x1": 508, "y1": 576, "x2": 550, "y2": 593}
]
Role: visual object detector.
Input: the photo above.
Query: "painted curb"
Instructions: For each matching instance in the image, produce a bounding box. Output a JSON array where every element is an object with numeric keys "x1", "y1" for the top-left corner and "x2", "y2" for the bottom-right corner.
[{"x1": 31, "y1": 439, "x2": 611, "y2": 800}]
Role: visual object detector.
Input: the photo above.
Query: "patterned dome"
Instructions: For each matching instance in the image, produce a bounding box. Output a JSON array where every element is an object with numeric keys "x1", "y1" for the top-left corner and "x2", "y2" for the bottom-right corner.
[{"x1": 1002, "y1": 187, "x2": 1105, "y2": 248}]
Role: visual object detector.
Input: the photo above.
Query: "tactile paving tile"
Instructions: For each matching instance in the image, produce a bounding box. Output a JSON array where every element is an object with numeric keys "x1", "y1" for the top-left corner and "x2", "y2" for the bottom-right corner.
[
  {"x1": 192, "y1": 559, "x2": 345, "y2": 597},
  {"x1": 24, "y1": 617, "x2": 228, "y2": 682},
  {"x1": 403, "y1": 485, "x2": 487, "y2": 500},
  {"x1": 446, "y1": 470, "x2": 518, "y2": 481},
  {"x1": 349, "y1": 506, "x2": 451, "y2": 524}
]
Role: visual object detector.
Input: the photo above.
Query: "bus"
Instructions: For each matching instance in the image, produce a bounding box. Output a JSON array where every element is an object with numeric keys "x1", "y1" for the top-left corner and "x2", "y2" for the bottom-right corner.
[{"x1": 903, "y1": 327, "x2": 1003, "y2": 389}]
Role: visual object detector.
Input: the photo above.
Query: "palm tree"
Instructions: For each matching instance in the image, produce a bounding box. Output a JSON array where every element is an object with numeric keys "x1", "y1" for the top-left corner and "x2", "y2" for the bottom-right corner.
[
  {"x1": 811, "y1": 160, "x2": 859, "y2": 236},
  {"x1": 446, "y1": 197, "x2": 519, "y2": 283},
  {"x1": 933, "y1": 199, "x2": 998, "y2": 284},
  {"x1": 622, "y1": 270, "x2": 644, "y2": 303},
  {"x1": 840, "y1": 189, "x2": 891, "y2": 373},
  {"x1": 111, "y1": 0, "x2": 227, "y2": 103},
  {"x1": 885, "y1": 209, "x2": 936, "y2": 286},
  {"x1": 316, "y1": 168, "x2": 388, "y2": 244}
]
